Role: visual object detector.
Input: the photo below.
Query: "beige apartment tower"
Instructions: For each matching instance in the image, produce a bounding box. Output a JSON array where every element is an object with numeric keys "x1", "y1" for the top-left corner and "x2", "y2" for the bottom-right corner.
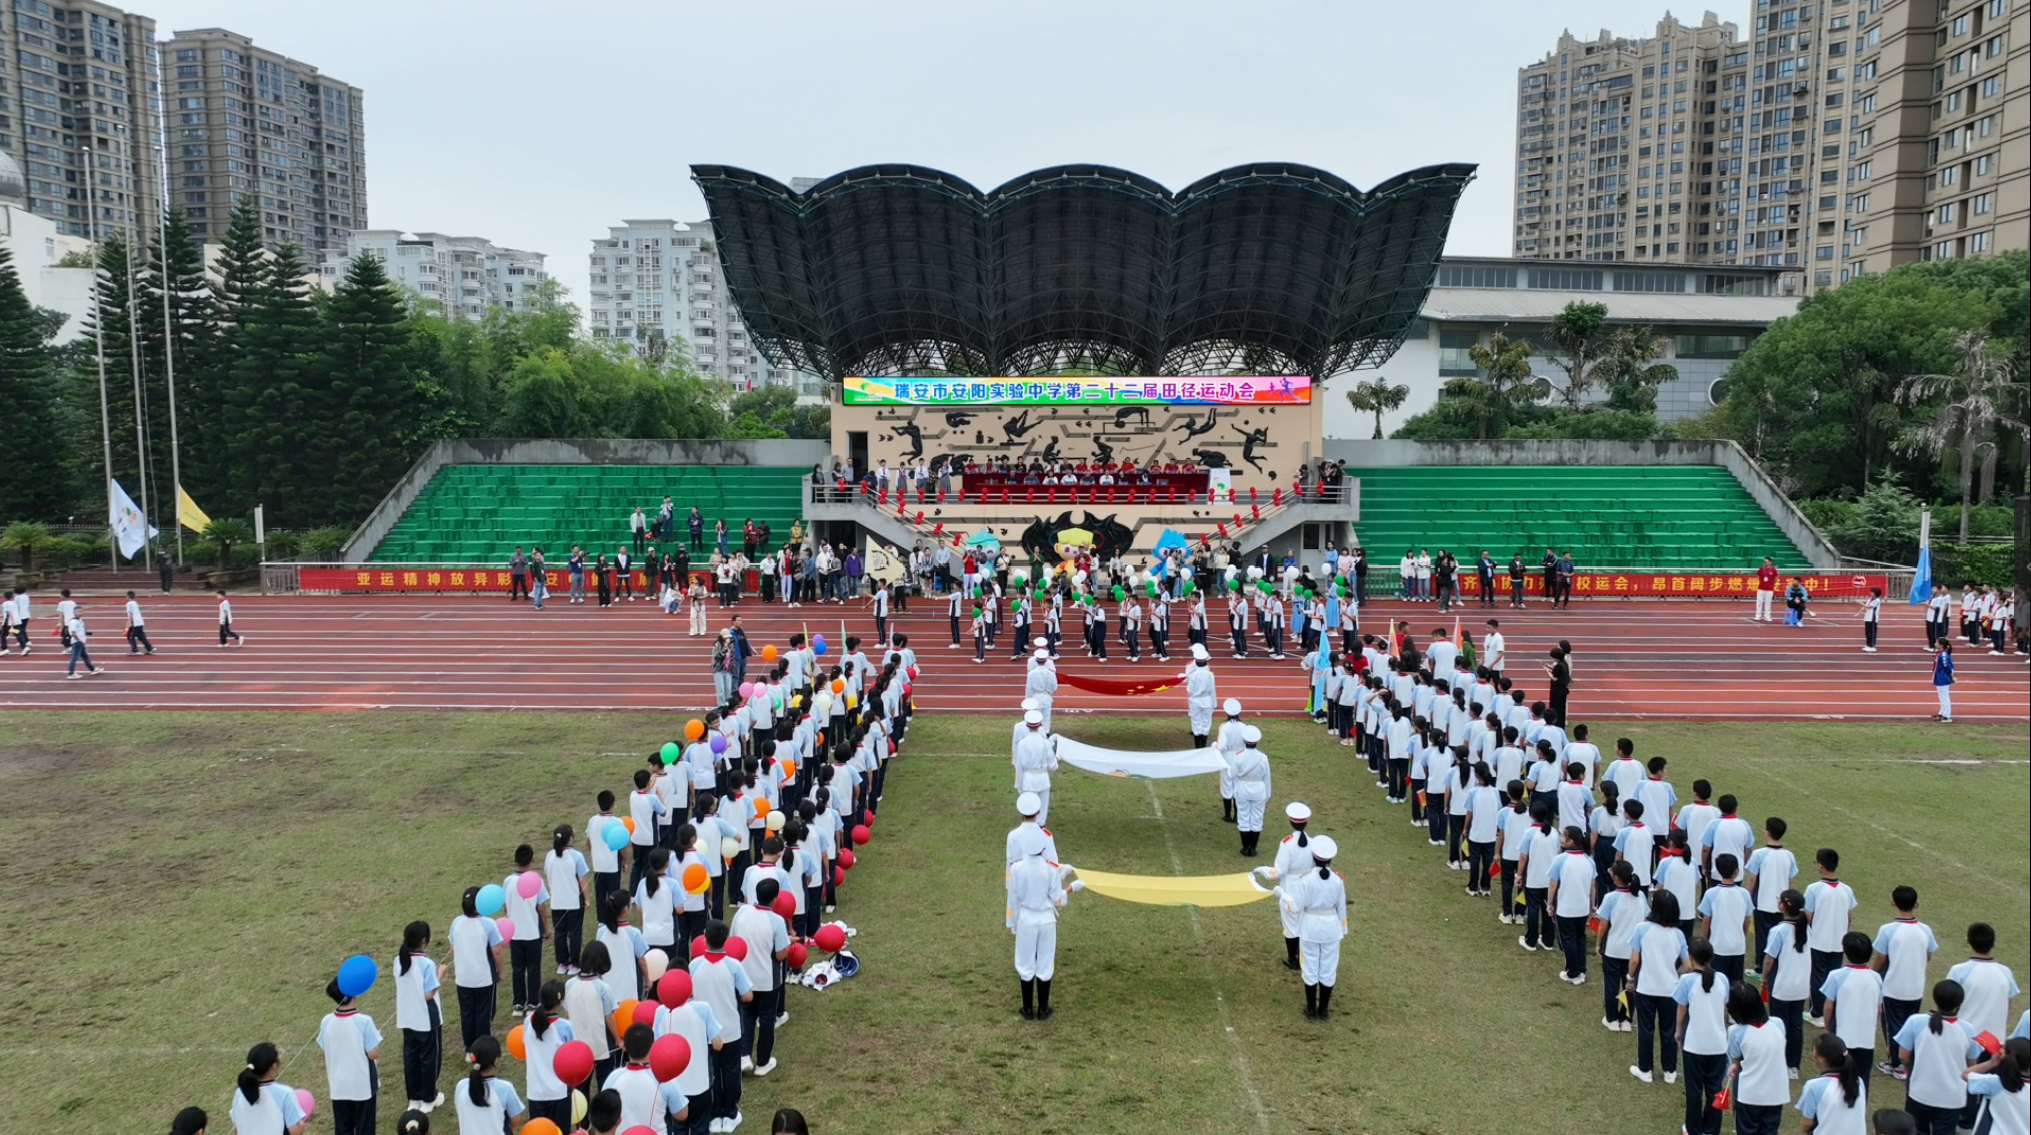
[
  {"x1": 161, "y1": 28, "x2": 366, "y2": 253},
  {"x1": 1514, "y1": 1, "x2": 2027, "y2": 293}
]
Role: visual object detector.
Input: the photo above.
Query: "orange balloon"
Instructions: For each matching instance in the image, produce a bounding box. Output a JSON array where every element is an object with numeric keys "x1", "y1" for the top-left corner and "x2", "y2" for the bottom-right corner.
[
  {"x1": 762, "y1": 645, "x2": 778, "y2": 662},
  {"x1": 522, "y1": 1121, "x2": 561, "y2": 1135},
  {"x1": 830, "y1": 678, "x2": 845, "y2": 694},
  {"x1": 621, "y1": 816, "x2": 637, "y2": 836},
  {"x1": 780, "y1": 760, "x2": 796, "y2": 781},
  {"x1": 753, "y1": 797, "x2": 772, "y2": 818},
  {"x1": 505, "y1": 1023, "x2": 527, "y2": 1061},
  {"x1": 682, "y1": 863, "x2": 709, "y2": 894},
  {"x1": 612, "y1": 999, "x2": 639, "y2": 1038},
  {"x1": 684, "y1": 719, "x2": 705, "y2": 741}
]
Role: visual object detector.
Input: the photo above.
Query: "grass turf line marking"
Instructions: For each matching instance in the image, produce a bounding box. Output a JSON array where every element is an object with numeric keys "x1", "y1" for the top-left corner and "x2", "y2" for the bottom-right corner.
[{"x1": 1143, "y1": 780, "x2": 1273, "y2": 1135}]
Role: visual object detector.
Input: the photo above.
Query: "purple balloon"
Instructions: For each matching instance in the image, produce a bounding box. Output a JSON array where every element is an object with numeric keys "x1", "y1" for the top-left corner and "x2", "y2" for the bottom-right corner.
[{"x1": 709, "y1": 734, "x2": 728, "y2": 754}]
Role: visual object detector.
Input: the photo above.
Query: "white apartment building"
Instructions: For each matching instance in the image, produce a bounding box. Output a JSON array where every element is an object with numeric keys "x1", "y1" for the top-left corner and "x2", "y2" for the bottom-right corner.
[
  {"x1": 319, "y1": 229, "x2": 547, "y2": 317},
  {"x1": 586, "y1": 217, "x2": 817, "y2": 392},
  {"x1": 0, "y1": 152, "x2": 96, "y2": 343}
]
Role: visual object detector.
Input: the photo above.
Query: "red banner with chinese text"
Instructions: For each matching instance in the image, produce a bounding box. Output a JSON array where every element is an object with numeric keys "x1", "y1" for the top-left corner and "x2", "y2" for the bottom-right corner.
[
  {"x1": 298, "y1": 568, "x2": 759, "y2": 593},
  {"x1": 1454, "y1": 572, "x2": 1888, "y2": 600}
]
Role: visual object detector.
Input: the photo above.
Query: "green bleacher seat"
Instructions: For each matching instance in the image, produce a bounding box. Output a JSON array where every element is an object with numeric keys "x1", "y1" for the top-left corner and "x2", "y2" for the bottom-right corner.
[
  {"x1": 367, "y1": 465, "x2": 807, "y2": 563},
  {"x1": 1345, "y1": 466, "x2": 1810, "y2": 572}
]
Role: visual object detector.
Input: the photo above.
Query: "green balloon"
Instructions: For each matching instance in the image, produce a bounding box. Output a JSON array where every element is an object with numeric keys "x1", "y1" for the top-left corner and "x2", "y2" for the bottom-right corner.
[
  {"x1": 1181, "y1": 580, "x2": 1196, "y2": 595},
  {"x1": 1257, "y1": 580, "x2": 1271, "y2": 593},
  {"x1": 1227, "y1": 578, "x2": 1241, "y2": 591},
  {"x1": 660, "y1": 741, "x2": 679, "y2": 763},
  {"x1": 1112, "y1": 585, "x2": 1125, "y2": 600},
  {"x1": 1146, "y1": 581, "x2": 1159, "y2": 597}
]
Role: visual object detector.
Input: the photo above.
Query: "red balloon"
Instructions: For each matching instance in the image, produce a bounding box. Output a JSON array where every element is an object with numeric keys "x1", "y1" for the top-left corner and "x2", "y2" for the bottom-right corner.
[
  {"x1": 838, "y1": 848, "x2": 856, "y2": 870},
  {"x1": 655, "y1": 970, "x2": 692, "y2": 1009},
  {"x1": 630, "y1": 999, "x2": 660, "y2": 1029},
  {"x1": 833, "y1": 866, "x2": 846, "y2": 888},
  {"x1": 625, "y1": 1128, "x2": 659, "y2": 1135},
  {"x1": 786, "y1": 942, "x2": 809, "y2": 969},
  {"x1": 553, "y1": 1039, "x2": 595, "y2": 1087},
  {"x1": 724, "y1": 936, "x2": 749, "y2": 962},
  {"x1": 862, "y1": 813, "x2": 875, "y2": 829},
  {"x1": 814, "y1": 923, "x2": 847, "y2": 953},
  {"x1": 769, "y1": 892, "x2": 797, "y2": 921},
  {"x1": 648, "y1": 1034, "x2": 691, "y2": 1083},
  {"x1": 691, "y1": 934, "x2": 710, "y2": 959},
  {"x1": 850, "y1": 825, "x2": 871, "y2": 846}
]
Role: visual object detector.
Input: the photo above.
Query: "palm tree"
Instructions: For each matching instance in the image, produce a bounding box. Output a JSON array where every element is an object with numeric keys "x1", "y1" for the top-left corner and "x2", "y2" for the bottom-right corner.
[
  {"x1": 1895, "y1": 329, "x2": 2029, "y2": 541},
  {"x1": 201, "y1": 517, "x2": 255, "y2": 568},
  {"x1": 1344, "y1": 376, "x2": 1410, "y2": 439},
  {"x1": 1, "y1": 521, "x2": 53, "y2": 570},
  {"x1": 1448, "y1": 333, "x2": 1545, "y2": 439}
]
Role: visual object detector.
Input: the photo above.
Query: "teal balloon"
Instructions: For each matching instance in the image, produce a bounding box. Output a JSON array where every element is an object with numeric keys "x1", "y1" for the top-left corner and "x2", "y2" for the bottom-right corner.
[
  {"x1": 602, "y1": 819, "x2": 630, "y2": 851},
  {"x1": 475, "y1": 884, "x2": 506, "y2": 917}
]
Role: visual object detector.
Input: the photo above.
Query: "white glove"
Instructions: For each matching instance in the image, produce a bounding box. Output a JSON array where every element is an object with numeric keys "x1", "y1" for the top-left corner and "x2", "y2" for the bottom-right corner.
[
  {"x1": 1252, "y1": 865, "x2": 1273, "y2": 878},
  {"x1": 1069, "y1": 880, "x2": 1085, "y2": 893}
]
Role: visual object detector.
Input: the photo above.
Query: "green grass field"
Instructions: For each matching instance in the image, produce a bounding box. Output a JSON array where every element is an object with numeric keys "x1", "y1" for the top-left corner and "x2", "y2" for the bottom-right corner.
[{"x1": 0, "y1": 713, "x2": 2024, "y2": 1134}]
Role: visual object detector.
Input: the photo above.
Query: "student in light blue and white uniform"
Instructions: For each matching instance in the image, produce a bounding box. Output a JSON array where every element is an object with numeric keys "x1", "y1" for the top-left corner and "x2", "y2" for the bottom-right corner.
[
  {"x1": 316, "y1": 978, "x2": 384, "y2": 1135},
  {"x1": 1673, "y1": 937, "x2": 1731, "y2": 1135},
  {"x1": 521, "y1": 981, "x2": 577, "y2": 1129},
  {"x1": 448, "y1": 887, "x2": 504, "y2": 1050},
  {"x1": 1626, "y1": 890, "x2": 1688, "y2": 1084},
  {"x1": 1696, "y1": 853, "x2": 1755, "y2": 986},
  {"x1": 1547, "y1": 825, "x2": 1597, "y2": 985},
  {"x1": 1725, "y1": 984, "x2": 1792, "y2": 1135},
  {"x1": 1965, "y1": 1035, "x2": 2029, "y2": 1135},
  {"x1": 393, "y1": 921, "x2": 443, "y2": 1112},
  {"x1": 1820, "y1": 931, "x2": 1886, "y2": 1085},
  {"x1": 545, "y1": 825, "x2": 591, "y2": 977},
  {"x1": 1596, "y1": 861, "x2": 1648, "y2": 1032},
  {"x1": 452, "y1": 1036, "x2": 524, "y2": 1135},
  {"x1": 1874, "y1": 885, "x2": 1940, "y2": 1079},
  {"x1": 1894, "y1": 978, "x2": 1984, "y2": 1135},
  {"x1": 1763, "y1": 889, "x2": 1814, "y2": 1077},
  {"x1": 595, "y1": 890, "x2": 649, "y2": 1004},
  {"x1": 1795, "y1": 1033, "x2": 1869, "y2": 1135},
  {"x1": 230, "y1": 1042, "x2": 308, "y2": 1135}
]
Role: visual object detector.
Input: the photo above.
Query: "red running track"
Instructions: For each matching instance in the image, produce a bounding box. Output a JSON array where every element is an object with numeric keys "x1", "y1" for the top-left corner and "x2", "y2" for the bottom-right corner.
[{"x1": 3, "y1": 594, "x2": 2026, "y2": 721}]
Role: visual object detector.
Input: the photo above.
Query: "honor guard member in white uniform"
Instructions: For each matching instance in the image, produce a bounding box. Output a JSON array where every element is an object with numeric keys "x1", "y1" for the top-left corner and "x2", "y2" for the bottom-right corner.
[
  {"x1": 1273, "y1": 835, "x2": 1348, "y2": 1020},
  {"x1": 1255, "y1": 802, "x2": 1314, "y2": 970},
  {"x1": 1024, "y1": 647, "x2": 1058, "y2": 732},
  {"x1": 1215, "y1": 698, "x2": 1246, "y2": 822},
  {"x1": 1012, "y1": 710, "x2": 1058, "y2": 825},
  {"x1": 1009, "y1": 827, "x2": 1080, "y2": 1020},
  {"x1": 1230, "y1": 726, "x2": 1272, "y2": 857},
  {"x1": 1005, "y1": 792, "x2": 1077, "y2": 928},
  {"x1": 1013, "y1": 698, "x2": 1043, "y2": 753},
  {"x1": 1185, "y1": 643, "x2": 1218, "y2": 748}
]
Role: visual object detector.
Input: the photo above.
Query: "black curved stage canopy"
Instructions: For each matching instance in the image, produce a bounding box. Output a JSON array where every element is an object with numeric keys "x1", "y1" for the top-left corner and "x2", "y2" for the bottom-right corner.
[{"x1": 691, "y1": 161, "x2": 1476, "y2": 381}]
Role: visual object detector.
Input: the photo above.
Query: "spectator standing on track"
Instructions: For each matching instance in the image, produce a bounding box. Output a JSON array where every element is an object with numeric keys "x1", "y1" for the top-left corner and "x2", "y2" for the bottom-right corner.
[
  {"x1": 530, "y1": 550, "x2": 549, "y2": 610},
  {"x1": 715, "y1": 519, "x2": 729, "y2": 558},
  {"x1": 569, "y1": 546, "x2": 587, "y2": 604},
  {"x1": 160, "y1": 555, "x2": 176, "y2": 594},
  {"x1": 845, "y1": 546, "x2": 864, "y2": 600},
  {"x1": 1477, "y1": 550, "x2": 1496, "y2": 608},
  {"x1": 1540, "y1": 547, "x2": 1558, "y2": 606},
  {"x1": 742, "y1": 519, "x2": 758, "y2": 558},
  {"x1": 595, "y1": 555, "x2": 613, "y2": 608},
  {"x1": 1508, "y1": 552, "x2": 1527, "y2": 608},
  {"x1": 616, "y1": 547, "x2": 633, "y2": 602},
  {"x1": 1545, "y1": 647, "x2": 1572, "y2": 727},
  {"x1": 509, "y1": 547, "x2": 530, "y2": 602},
  {"x1": 1755, "y1": 558, "x2": 1779, "y2": 622},
  {"x1": 218, "y1": 590, "x2": 246, "y2": 647},
  {"x1": 124, "y1": 590, "x2": 155, "y2": 655},
  {"x1": 0, "y1": 590, "x2": 15, "y2": 656},
  {"x1": 1555, "y1": 551, "x2": 1577, "y2": 608}
]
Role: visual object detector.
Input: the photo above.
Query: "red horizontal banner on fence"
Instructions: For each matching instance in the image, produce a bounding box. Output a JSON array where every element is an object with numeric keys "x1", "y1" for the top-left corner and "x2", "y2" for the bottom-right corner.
[
  {"x1": 297, "y1": 568, "x2": 752, "y2": 592},
  {"x1": 1455, "y1": 572, "x2": 1888, "y2": 599}
]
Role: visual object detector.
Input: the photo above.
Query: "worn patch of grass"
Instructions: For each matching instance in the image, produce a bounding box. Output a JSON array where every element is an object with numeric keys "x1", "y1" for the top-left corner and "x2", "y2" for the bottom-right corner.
[{"x1": 0, "y1": 713, "x2": 2023, "y2": 1134}]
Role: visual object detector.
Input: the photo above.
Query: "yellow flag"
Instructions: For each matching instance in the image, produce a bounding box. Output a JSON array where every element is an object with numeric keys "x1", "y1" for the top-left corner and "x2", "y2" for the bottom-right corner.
[
  {"x1": 176, "y1": 485, "x2": 213, "y2": 532},
  {"x1": 1070, "y1": 868, "x2": 1276, "y2": 908}
]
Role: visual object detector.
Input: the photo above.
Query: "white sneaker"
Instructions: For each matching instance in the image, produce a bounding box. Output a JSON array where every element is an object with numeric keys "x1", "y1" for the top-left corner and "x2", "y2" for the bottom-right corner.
[
  {"x1": 1788, "y1": 1068, "x2": 1799, "y2": 1080},
  {"x1": 1569, "y1": 972, "x2": 1585, "y2": 986},
  {"x1": 754, "y1": 1058, "x2": 778, "y2": 1076},
  {"x1": 741, "y1": 1056, "x2": 754, "y2": 1073},
  {"x1": 1602, "y1": 1017, "x2": 1619, "y2": 1031},
  {"x1": 1862, "y1": 646, "x2": 1877, "y2": 652},
  {"x1": 725, "y1": 1113, "x2": 743, "y2": 1132},
  {"x1": 1518, "y1": 936, "x2": 1537, "y2": 951},
  {"x1": 709, "y1": 1121, "x2": 727, "y2": 1134},
  {"x1": 1629, "y1": 1065, "x2": 1652, "y2": 1083},
  {"x1": 426, "y1": 1093, "x2": 444, "y2": 1112},
  {"x1": 66, "y1": 673, "x2": 82, "y2": 679},
  {"x1": 775, "y1": 1012, "x2": 789, "y2": 1027},
  {"x1": 1664, "y1": 1071, "x2": 1676, "y2": 1085}
]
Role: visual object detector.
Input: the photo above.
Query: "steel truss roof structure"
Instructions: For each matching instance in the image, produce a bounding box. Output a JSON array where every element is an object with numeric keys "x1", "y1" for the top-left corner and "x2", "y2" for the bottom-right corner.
[{"x1": 691, "y1": 161, "x2": 1477, "y2": 380}]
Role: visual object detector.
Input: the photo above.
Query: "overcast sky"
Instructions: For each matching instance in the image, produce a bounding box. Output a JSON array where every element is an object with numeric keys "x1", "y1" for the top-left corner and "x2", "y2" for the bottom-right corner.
[{"x1": 144, "y1": 0, "x2": 1728, "y2": 303}]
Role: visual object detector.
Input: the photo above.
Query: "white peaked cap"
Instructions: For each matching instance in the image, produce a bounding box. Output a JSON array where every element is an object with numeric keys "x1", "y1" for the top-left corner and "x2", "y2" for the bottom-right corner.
[
  {"x1": 1024, "y1": 709, "x2": 1043, "y2": 725},
  {"x1": 1285, "y1": 801, "x2": 1311, "y2": 822},
  {"x1": 1016, "y1": 791, "x2": 1042, "y2": 815},
  {"x1": 1191, "y1": 644, "x2": 1210, "y2": 660},
  {"x1": 1310, "y1": 836, "x2": 1338, "y2": 861},
  {"x1": 1033, "y1": 635, "x2": 1050, "y2": 648},
  {"x1": 1223, "y1": 698, "x2": 1242, "y2": 716},
  {"x1": 1021, "y1": 698, "x2": 1038, "y2": 711},
  {"x1": 1018, "y1": 828, "x2": 1049, "y2": 857},
  {"x1": 1034, "y1": 648, "x2": 1049, "y2": 659},
  {"x1": 1242, "y1": 725, "x2": 1262, "y2": 744}
]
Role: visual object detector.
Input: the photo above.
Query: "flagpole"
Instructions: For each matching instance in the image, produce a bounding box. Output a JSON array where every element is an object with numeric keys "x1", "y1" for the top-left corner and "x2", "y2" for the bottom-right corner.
[
  {"x1": 83, "y1": 138, "x2": 116, "y2": 570},
  {"x1": 152, "y1": 59, "x2": 185, "y2": 566},
  {"x1": 125, "y1": 193, "x2": 152, "y2": 571}
]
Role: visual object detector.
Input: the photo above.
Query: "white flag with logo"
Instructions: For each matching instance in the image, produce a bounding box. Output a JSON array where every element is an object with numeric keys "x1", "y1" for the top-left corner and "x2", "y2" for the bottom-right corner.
[{"x1": 108, "y1": 479, "x2": 158, "y2": 558}]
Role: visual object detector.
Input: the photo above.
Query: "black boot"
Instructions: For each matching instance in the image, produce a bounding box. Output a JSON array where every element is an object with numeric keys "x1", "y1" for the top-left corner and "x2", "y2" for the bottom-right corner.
[
  {"x1": 1317, "y1": 985, "x2": 1332, "y2": 1020},
  {"x1": 1284, "y1": 937, "x2": 1301, "y2": 970},
  {"x1": 1245, "y1": 831, "x2": 1260, "y2": 856},
  {"x1": 1020, "y1": 978, "x2": 1035, "y2": 1019},
  {"x1": 1303, "y1": 983, "x2": 1318, "y2": 1018},
  {"x1": 1036, "y1": 979, "x2": 1053, "y2": 1020}
]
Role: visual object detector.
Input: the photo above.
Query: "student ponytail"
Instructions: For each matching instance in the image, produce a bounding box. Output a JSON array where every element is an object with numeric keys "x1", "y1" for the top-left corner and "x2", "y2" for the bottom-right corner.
[
  {"x1": 400, "y1": 920, "x2": 430, "y2": 976},
  {"x1": 1689, "y1": 936, "x2": 1717, "y2": 993},
  {"x1": 467, "y1": 1034, "x2": 501, "y2": 1107},
  {"x1": 461, "y1": 887, "x2": 481, "y2": 918},
  {"x1": 1316, "y1": 859, "x2": 1331, "y2": 880},
  {"x1": 1927, "y1": 978, "x2": 1965, "y2": 1036},
  {"x1": 599, "y1": 889, "x2": 626, "y2": 932},
  {"x1": 1293, "y1": 824, "x2": 1308, "y2": 849},
  {"x1": 1815, "y1": 1033, "x2": 1862, "y2": 1107},
  {"x1": 1779, "y1": 889, "x2": 1808, "y2": 953},
  {"x1": 1998, "y1": 1037, "x2": 2028, "y2": 1094},
  {"x1": 643, "y1": 849, "x2": 670, "y2": 898},
  {"x1": 238, "y1": 1041, "x2": 279, "y2": 1103},
  {"x1": 531, "y1": 980, "x2": 564, "y2": 1039},
  {"x1": 552, "y1": 825, "x2": 573, "y2": 857}
]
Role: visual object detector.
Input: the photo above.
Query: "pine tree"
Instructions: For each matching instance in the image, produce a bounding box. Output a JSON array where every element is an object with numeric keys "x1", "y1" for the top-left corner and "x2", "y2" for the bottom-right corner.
[
  {"x1": 138, "y1": 207, "x2": 216, "y2": 511},
  {"x1": 0, "y1": 245, "x2": 74, "y2": 519},
  {"x1": 315, "y1": 252, "x2": 426, "y2": 523},
  {"x1": 224, "y1": 240, "x2": 320, "y2": 524},
  {"x1": 199, "y1": 195, "x2": 272, "y2": 512},
  {"x1": 75, "y1": 234, "x2": 161, "y2": 522}
]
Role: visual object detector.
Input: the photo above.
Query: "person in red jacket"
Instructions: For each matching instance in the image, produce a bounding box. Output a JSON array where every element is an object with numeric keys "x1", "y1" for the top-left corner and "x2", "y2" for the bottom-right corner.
[{"x1": 1754, "y1": 557, "x2": 1779, "y2": 623}]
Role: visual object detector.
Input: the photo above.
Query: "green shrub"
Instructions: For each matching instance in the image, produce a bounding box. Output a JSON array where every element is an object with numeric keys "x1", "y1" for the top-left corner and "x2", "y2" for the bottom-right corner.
[
  {"x1": 299, "y1": 526, "x2": 351, "y2": 560},
  {"x1": 1933, "y1": 543, "x2": 2020, "y2": 589},
  {"x1": 40, "y1": 536, "x2": 95, "y2": 569},
  {"x1": 262, "y1": 531, "x2": 301, "y2": 559}
]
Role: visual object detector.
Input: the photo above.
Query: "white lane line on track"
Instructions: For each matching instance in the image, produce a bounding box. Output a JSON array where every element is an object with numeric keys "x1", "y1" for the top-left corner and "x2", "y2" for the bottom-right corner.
[{"x1": 1142, "y1": 781, "x2": 1273, "y2": 1135}]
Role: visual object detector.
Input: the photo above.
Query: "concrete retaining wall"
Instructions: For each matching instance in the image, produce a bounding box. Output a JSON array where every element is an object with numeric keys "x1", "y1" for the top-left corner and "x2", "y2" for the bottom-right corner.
[{"x1": 340, "y1": 438, "x2": 831, "y2": 564}]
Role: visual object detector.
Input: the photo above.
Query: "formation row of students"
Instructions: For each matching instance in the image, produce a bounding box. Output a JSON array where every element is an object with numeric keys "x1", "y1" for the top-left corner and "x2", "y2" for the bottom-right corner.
[
  {"x1": 1317, "y1": 627, "x2": 2027, "y2": 1135},
  {"x1": 4, "y1": 588, "x2": 248, "y2": 678},
  {"x1": 209, "y1": 631, "x2": 920, "y2": 1135}
]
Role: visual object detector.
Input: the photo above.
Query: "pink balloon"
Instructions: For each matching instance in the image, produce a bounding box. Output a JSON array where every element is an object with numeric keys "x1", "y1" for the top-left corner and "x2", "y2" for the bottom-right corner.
[
  {"x1": 516, "y1": 871, "x2": 542, "y2": 899},
  {"x1": 495, "y1": 916, "x2": 515, "y2": 940},
  {"x1": 295, "y1": 1088, "x2": 316, "y2": 1117},
  {"x1": 739, "y1": 682, "x2": 755, "y2": 699}
]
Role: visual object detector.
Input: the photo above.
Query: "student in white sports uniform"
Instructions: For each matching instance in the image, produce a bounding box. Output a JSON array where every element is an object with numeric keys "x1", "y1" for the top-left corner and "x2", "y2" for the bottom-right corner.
[
  {"x1": 218, "y1": 589, "x2": 245, "y2": 646},
  {"x1": 231, "y1": 1042, "x2": 309, "y2": 1135},
  {"x1": 315, "y1": 979, "x2": 384, "y2": 1135},
  {"x1": 1723, "y1": 985, "x2": 1792, "y2": 1134},
  {"x1": 453, "y1": 1035, "x2": 525, "y2": 1135},
  {"x1": 1273, "y1": 835, "x2": 1347, "y2": 1020},
  {"x1": 392, "y1": 921, "x2": 445, "y2": 1112},
  {"x1": 1009, "y1": 826, "x2": 1076, "y2": 1020}
]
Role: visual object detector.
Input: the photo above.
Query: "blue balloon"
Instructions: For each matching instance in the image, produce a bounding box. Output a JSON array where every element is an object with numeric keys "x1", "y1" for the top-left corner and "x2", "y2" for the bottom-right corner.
[
  {"x1": 337, "y1": 954, "x2": 378, "y2": 998},
  {"x1": 813, "y1": 640, "x2": 829, "y2": 656},
  {"x1": 602, "y1": 819, "x2": 630, "y2": 851},
  {"x1": 475, "y1": 883, "x2": 506, "y2": 917}
]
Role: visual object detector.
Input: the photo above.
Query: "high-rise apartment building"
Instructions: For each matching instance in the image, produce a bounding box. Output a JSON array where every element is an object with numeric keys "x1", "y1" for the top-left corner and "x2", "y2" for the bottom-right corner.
[
  {"x1": 587, "y1": 217, "x2": 816, "y2": 392},
  {"x1": 0, "y1": 0, "x2": 162, "y2": 245},
  {"x1": 161, "y1": 28, "x2": 365, "y2": 253},
  {"x1": 1514, "y1": 1, "x2": 2027, "y2": 293},
  {"x1": 318, "y1": 230, "x2": 548, "y2": 318}
]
